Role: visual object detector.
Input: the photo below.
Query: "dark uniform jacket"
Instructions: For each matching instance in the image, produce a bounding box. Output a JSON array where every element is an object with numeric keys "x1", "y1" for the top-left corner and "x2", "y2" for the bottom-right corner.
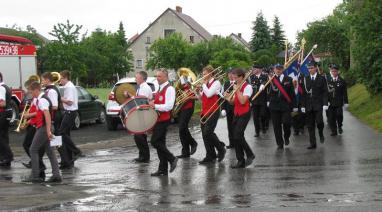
[
  {"x1": 327, "y1": 76, "x2": 348, "y2": 107},
  {"x1": 221, "y1": 81, "x2": 234, "y2": 112},
  {"x1": 301, "y1": 74, "x2": 328, "y2": 111},
  {"x1": 268, "y1": 74, "x2": 295, "y2": 112},
  {"x1": 250, "y1": 73, "x2": 268, "y2": 106}
]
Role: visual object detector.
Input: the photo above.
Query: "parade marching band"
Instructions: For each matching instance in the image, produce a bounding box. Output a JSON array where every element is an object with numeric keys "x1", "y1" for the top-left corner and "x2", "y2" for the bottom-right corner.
[{"x1": 0, "y1": 56, "x2": 349, "y2": 181}]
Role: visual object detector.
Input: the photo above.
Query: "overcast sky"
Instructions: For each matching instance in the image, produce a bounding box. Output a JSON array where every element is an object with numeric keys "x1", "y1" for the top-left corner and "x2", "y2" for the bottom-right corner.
[{"x1": 2, "y1": 0, "x2": 342, "y2": 44}]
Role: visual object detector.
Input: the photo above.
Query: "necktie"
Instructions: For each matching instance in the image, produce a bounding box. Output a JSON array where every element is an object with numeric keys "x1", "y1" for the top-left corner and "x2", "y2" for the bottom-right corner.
[{"x1": 311, "y1": 76, "x2": 314, "y2": 81}]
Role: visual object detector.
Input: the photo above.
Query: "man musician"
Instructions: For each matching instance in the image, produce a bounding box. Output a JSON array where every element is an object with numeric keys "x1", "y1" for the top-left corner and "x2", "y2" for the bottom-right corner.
[
  {"x1": 0, "y1": 73, "x2": 13, "y2": 167},
  {"x1": 148, "y1": 68, "x2": 178, "y2": 176},
  {"x1": 176, "y1": 69, "x2": 198, "y2": 158}
]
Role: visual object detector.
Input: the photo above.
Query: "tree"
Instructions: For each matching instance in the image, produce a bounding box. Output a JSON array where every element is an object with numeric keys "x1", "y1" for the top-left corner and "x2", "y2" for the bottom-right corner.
[
  {"x1": 146, "y1": 33, "x2": 191, "y2": 71},
  {"x1": 250, "y1": 11, "x2": 272, "y2": 52},
  {"x1": 270, "y1": 16, "x2": 286, "y2": 51}
]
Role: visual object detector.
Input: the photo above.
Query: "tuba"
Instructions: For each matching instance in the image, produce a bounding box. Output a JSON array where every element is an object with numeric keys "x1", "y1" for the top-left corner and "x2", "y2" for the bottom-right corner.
[
  {"x1": 51, "y1": 72, "x2": 61, "y2": 85},
  {"x1": 172, "y1": 68, "x2": 197, "y2": 117}
]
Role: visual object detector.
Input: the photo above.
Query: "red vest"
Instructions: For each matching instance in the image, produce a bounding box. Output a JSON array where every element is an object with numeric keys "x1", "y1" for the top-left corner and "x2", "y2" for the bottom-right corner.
[
  {"x1": 30, "y1": 99, "x2": 45, "y2": 128},
  {"x1": 201, "y1": 79, "x2": 219, "y2": 116},
  {"x1": 181, "y1": 84, "x2": 194, "y2": 111},
  {"x1": 154, "y1": 84, "x2": 171, "y2": 122},
  {"x1": 28, "y1": 103, "x2": 37, "y2": 125},
  {"x1": 234, "y1": 82, "x2": 251, "y2": 116}
]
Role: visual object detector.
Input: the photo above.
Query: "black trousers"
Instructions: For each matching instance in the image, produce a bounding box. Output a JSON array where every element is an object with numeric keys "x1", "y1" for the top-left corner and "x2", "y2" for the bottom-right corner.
[
  {"x1": 0, "y1": 113, "x2": 12, "y2": 162},
  {"x1": 225, "y1": 107, "x2": 234, "y2": 146},
  {"x1": 58, "y1": 111, "x2": 81, "y2": 166},
  {"x1": 201, "y1": 110, "x2": 225, "y2": 160},
  {"x1": 150, "y1": 120, "x2": 175, "y2": 172},
  {"x1": 252, "y1": 104, "x2": 267, "y2": 134},
  {"x1": 292, "y1": 111, "x2": 305, "y2": 133},
  {"x1": 178, "y1": 107, "x2": 197, "y2": 156},
  {"x1": 328, "y1": 106, "x2": 343, "y2": 133},
  {"x1": 306, "y1": 110, "x2": 324, "y2": 146},
  {"x1": 233, "y1": 112, "x2": 254, "y2": 162},
  {"x1": 134, "y1": 134, "x2": 150, "y2": 160},
  {"x1": 271, "y1": 110, "x2": 291, "y2": 148}
]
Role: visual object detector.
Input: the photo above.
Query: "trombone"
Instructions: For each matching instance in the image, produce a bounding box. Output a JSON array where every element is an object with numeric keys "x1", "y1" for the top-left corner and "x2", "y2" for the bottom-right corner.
[{"x1": 200, "y1": 69, "x2": 253, "y2": 124}]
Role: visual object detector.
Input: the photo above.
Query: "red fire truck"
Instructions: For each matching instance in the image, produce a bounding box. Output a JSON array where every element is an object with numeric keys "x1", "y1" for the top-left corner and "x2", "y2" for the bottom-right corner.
[{"x1": 0, "y1": 34, "x2": 38, "y2": 124}]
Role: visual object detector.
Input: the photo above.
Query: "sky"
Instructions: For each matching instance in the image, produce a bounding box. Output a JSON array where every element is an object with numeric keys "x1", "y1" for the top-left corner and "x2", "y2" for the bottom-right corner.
[{"x1": 2, "y1": 0, "x2": 343, "y2": 44}]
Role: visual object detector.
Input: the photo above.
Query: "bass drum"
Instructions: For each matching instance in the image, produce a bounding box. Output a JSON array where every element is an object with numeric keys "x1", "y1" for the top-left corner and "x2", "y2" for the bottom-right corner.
[{"x1": 120, "y1": 96, "x2": 158, "y2": 134}]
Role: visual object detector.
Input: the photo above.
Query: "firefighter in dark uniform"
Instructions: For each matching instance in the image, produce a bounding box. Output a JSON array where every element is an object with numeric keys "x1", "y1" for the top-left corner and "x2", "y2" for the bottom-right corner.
[
  {"x1": 292, "y1": 72, "x2": 306, "y2": 135},
  {"x1": 0, "y1": 73, "x2": 13, "y2": 167},
  {"x1": 268, "y1": 64, "x2": 296, "y2": 149},
  {"x1": 327, "y1": 64, "x2": 348, "y2": 136},
  {"x1": 250, "y1": 65, "x2": 268, "y2": 137},
  {"x1": 221, "y1": 69, "x2": 235, "y2": 149},
  {"x1": 301, "y1": 61, "x2": 329, "y2": 149}
]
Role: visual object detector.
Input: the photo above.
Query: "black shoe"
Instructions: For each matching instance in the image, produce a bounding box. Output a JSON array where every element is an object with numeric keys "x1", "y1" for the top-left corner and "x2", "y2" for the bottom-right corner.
[
  {"x1": 231, "y1": 161, "x2": 245, "y2": 169},
  {"x1": 226, "y1": 145, "x2": 234, "y2": 149},
  {"x1": 169, "y1": 158, "x2": 178, "y2": 173},
  {"x1": 22, "y1": 161, "x2": 32, "y2": 169},
  {"x1": 330, "y1": 132, "x2": 337, "y2": 136},
  {"x1": 176, "y1": 154, "x2": 190, "y2": 159},
  {"x1": 46, "y1": 176, "x2": 62, "y2": 183},
  {"x1": 190, "y1": 144, "x2": 197, "y2": 155},
  {"x1": 307, "y1": 145, "x2": 317, "y2": 149},
  {"x1": 22, "y1": 176, "x2": 44, "y2": 183},
  {"x1": 151, "y1": 171, "x2": 167, "y2": 177},
  {"x1": 0, "y1": 160, "x2": 11, "y2": 167},
  {"x1": 135, "y1": 158, "x2": 150, "y2": 163},
  {"x1": 217, "y1": 148, "x2": 226, "y2": 162},
  {"x1": 246, "y1": 155, "x2": 255, "y2": 167},
  {"x1": 320, "y1": 136, "x2": 325, "y2": 143},
  {"x1": 59, "y1": 163, "x2": 74, "y2": 170},
  {"x1": 277, "y1": 146, "x2": 284, "y2": 150},
  {"x1": 284, "y1": 137, "x2": 290, "y2": 146},
  {"x1": 198, "y1": 158, "x2": 216, "y2": 164},
  {"x1": 72, "y1": 152, "x2": 84, "y2": 162},
  {"x1": 254, "y1": 133, "x2": 260, "y2": 137},
  {"x1": 338, "y1": 128, "x2": 343, "y2": 134}
]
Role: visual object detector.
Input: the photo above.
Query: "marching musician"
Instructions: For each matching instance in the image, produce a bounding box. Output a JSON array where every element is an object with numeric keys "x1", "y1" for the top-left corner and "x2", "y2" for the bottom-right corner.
[
  {"x1": 327, "y1": 64, "x2": 348, "y2": 136},
  {"x1": 301, "y1": 61, "x2": 329, "y2": 149},
  {"x1": 41, "y1": 72, "x2": 62, "y2": 133},
  {"x1": 176, "y1": 69, "x2": 198, "y2": 159},
  {"x1": 225, "y1": 68, "x2": 255, "y2": 168},
  {"x1": 221, "y1": 69, "x2": 235, "y2": 149},
  {"x1": 148, "y1": 68, "x2": 178, "y2": 176},
  {"x1": 198, "y1": 65, "x2": 226, "y2": 164},
  {"x1": 268, "y1": 64, "x2": 296, "y2": 150},
  {"x1": 250, "y1": 64, "x2": 268, "y2": 137},
  {"x1": 0, "y1": 73, "x2": 13, "y2": 167},
  {"x1": 22, "y1": 81, "x2": 61, "y2": 183},
  {"x1": 58, "y1": 70, "x2": 82, "y2": 169},
  {"x1": 133, "y1": 71, "x2": 152, "y2": 163}
]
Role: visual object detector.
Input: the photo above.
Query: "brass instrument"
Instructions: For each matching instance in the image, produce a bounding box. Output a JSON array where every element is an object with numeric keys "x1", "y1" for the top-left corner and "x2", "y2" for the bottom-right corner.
[
  {"x1": 172, "y1": 68, "x2": 197, "y2": 117},
  {"x1": 200, "y1": 69, "x2": 252, "y2": 124},
  {"x1": 51, "y1": 72, "x2": 61, "y2": 85},
  {"x1": 14, "y1": 102, "x2": 30, "y2": 132},
  {"x1": 115, "y1": 83, "x2": 136, "y2": 105}
]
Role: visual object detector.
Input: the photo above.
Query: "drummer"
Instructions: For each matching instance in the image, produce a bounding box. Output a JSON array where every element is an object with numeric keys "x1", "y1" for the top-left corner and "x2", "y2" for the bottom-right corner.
[{"x1": 132, "y1": 71, "x2": 153, "y2": 163}]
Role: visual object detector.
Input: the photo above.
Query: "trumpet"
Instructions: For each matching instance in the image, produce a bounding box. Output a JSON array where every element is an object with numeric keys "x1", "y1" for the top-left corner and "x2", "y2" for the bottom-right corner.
[
  {"x1": 200, "y1": 69, "x2": 252, "y2": 124},
  {"x1": 14, "y1": 102, "x2": 31, "y2": 133}
]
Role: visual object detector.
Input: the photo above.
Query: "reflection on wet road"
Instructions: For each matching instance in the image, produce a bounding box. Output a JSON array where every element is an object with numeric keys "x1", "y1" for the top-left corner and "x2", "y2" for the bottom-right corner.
[{"x1": 1, "y1": 111, "x2": 382, "y2": 211}]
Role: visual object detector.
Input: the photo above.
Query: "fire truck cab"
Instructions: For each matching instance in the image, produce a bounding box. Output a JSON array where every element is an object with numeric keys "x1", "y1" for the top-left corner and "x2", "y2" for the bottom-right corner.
[{"x1": 0, "y1": 34, "x2": 38, "y2": 124}]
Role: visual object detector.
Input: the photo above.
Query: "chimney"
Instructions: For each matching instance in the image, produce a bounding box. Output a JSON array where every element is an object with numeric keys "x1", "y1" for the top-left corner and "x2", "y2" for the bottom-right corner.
[
  {"x1": 176, "y1": 6, "x2": 182, "y2": 13},
  {"x1": 238, "y1": 33, "x2": 242, "y2": 38}
]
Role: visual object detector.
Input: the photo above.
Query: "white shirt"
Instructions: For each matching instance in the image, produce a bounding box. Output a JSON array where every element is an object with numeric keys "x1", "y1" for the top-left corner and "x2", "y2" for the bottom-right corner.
[
  {"x1": 310, "y1": 73, "x2": 318, "y2": 80},
  {"x1": 202, "y1": 78, "x2": 221, "y2": 98},
  {"x1": 45, "y1": 84, "x2": 58, "y2": 107},
  {"x1": 276, "y1": 74, "x2": 284, "y2": 82},
  {"x1": 136, "y1": 82, "x2": 153, "y2": 100},
  {"x1": 0, "y1": 82, "x2": 5, "y2": 102},
  {"x1": 62, "y1": 81, "x2": 78, "y2": 111},
  {"x1": 242, "y1": 84, "x2": 253, "y2": 97},
  {"x1": 37, "y1": 93, "x2": 50, "y2": 111},
  {"x1": 155, "y1": 81, "x2": 175, "y2": 112}
]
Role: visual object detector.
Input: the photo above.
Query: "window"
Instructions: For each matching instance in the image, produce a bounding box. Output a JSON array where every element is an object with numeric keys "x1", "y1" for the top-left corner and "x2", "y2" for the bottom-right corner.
[
  {"x1": 76, "y1": 88, "x2": 85, "y2": 100},
  {"x1": 136, "y1": 59, "x2": 143, "y2": 69},
  {"x1": 145, "y1": 46, "x2": 149, "y2": 59},
  {"x1": 164, "y1": 29, "x2": 175, "y2": 37},
  {"x1": 189, "y1": 36, "x2": 195, "y2": 43},
  {"x1": 146, "y1": 36, "x2": 151, "y2": 44},
  {"x1": 80, "y1": 87, "x2": 92, "y2": 100}
]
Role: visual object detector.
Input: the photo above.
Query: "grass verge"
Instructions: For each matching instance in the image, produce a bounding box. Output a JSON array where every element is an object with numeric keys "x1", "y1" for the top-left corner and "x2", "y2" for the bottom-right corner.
[
  {"x1": 348, "y1": 83, "x2": 382, "y2": 132},
  {"x1": 87, "y1": 88, "x2": 110, "y2": 103}
]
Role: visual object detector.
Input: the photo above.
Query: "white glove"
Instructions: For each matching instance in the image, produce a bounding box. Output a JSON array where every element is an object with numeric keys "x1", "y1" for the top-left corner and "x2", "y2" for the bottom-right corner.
[
  {"x1": 259, "y1": 84, "x2": 265, "y2": 91},
  {"x1": 267, "y1": 102, "x2": 270, "y2": 107},
  {"x1": 293, "y1": 108, "x2": 298, "y2": 112},
  {"x1": 221, "y1": 109, "x2": 226, "y2": 117},
  {"x1": 323, "y1": 105, "x2": 329, "y2": 111},
  {"x1": 301, "y1": 107, "x2": 306, "y2": 113},
  {"x1": 344, "y1": 104, "x2": 349, "y2": 110}
]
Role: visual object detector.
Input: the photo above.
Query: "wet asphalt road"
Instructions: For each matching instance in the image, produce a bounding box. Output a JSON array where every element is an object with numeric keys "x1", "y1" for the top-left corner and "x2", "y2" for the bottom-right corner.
[{"x1": 1, "y1": 111, "x2": 382, "y2": 211}]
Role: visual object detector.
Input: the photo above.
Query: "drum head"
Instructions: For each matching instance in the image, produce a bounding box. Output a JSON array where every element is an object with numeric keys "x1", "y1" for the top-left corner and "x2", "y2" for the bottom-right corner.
[{"x1": 124, "y1": 106, "x2": 158, "y2": 134}]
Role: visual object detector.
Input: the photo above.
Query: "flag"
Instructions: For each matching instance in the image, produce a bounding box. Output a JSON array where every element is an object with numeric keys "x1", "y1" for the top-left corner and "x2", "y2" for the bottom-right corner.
[
  {"x1": 283, "y1": 59, "x2": 299, "y2": 80},
  {"x1": 299, "y1": 54, "x2": 315, "y2": 76}
]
